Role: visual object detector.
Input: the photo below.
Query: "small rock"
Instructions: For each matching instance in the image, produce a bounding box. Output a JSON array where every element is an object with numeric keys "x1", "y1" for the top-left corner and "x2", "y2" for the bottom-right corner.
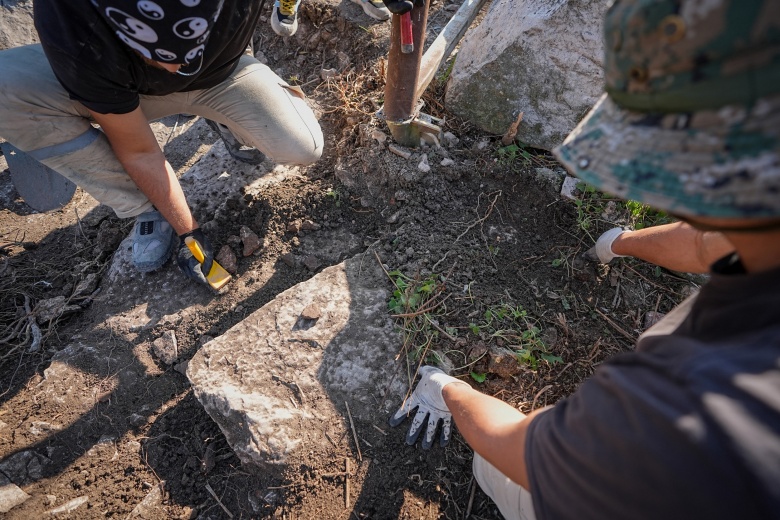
[
  {"x1": 44, "y1": 495, "x2": 57, "y2": 506},
  {"x1": 0, "y1": 451, "x2": 47, "y2": 485},
  {"x1": 476, "y1": 140, "x2": 489, "y2": 150},
  {"x1": 216, "y1": 245, "x2": 237, "y2": 275},
  {"x1": 35, "y1": 296, "x2": 80, "y2": 324},
  {"x1": 370, "y1": 128, "x2": 388, "y2": 143},
  {"x1": 240, "y1": 226, "x2": 262, "y2": 257},
  {"x1": 385, "y1": 211, "x2": 402, "y2": 224},
  {"x1": 0, "y1": 474, "x2": 31, "y2": 513},
  {"x1": 45, "y1": 495, "x2": 89, "y2": 517},
  {"x1": 417, "y1": 154, "x2": 431, "y2": 173},
  {"x1": 152, "y1": 331, "x2": 178, "y2": 365},
  {"x1": 300, "y1": 304, "x2": 321, "y2": 321},
  {"x1": 287, "y1": 221, "x2": 302, "y2": 234},
  {"x1": 560, "y1": 175, "x2": 580, "y2": 200},
  {"x1": 280, "y1": 253, "x2": 296, "y2": 267},
  {"x1": 128, "y1": 481, "x2": 165, "y2": 519},
  {"x1": 488, "y1": 348, "x2": 524, "y2": 379},
  {"x1": 73, "y1": 273, "x2": 99, "y2": 297},
  {"x1": 388, "y1": 144, "x2": 412, "y2": 160},
  {"x1": 234, "y1": 305, "x2": 245, "y2": 314},
  {"x1": 443, "y1": 131, "x2": 459, "y2": 146},
  {"x1": 301, "y1": 220, "x2": 320, "y2": 231},
  {"x1": 534, "y1": 167, "x2": 566, "y2": 191},
  {"x1": 303, "y1": 255, "x2": 321, "y2": 272},
  {"x1": 440, "y1": 157, "x2": 455, "y2": 167}
]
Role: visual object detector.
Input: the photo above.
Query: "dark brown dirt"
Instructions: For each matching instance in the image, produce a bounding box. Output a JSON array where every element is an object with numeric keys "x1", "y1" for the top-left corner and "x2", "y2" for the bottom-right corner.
[{"x1": 0, "y1": 1, "x2": 702, "y2": 518}]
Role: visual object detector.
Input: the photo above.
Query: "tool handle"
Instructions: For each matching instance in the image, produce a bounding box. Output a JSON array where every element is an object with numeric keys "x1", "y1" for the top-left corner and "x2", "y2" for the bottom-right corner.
[
  {"x1": 400, "y1": 12, "x2": 414, "y2": 54},
  {"x1": 185, "y1": 236, "x2": 206, "y2": 263}
]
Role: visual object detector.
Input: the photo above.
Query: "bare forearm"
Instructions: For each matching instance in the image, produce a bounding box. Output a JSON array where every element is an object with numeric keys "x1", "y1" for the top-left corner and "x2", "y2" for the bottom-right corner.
[
  {"x1": 443, "y1": 383, "x2": 541, "y2": 490},
  {"x1": 90, "y1": 106, "x2": 198, "y2": 235},
  {"x1": 120, "y1": 151, "x2": 198, "y2": 235},
  {"x1": 611, "y1": 222, "x2": 733, "y2": 273}
]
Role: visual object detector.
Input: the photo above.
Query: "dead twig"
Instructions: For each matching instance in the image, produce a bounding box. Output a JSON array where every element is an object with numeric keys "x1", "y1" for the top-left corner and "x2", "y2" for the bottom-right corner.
[
  {"x1": 501, "y1": 111, "x2": 524, "y2": 146},
  {"x1": 531, "y1": 384, "x2": 553, "y2": 411},
  {"x1": 464, "y1": 476, "x2": 477, "y2": 520},
  {"x1": 455, "y1": 191, "x2": 502, "y2": 243},
  {"x1": 204, "y1": 482, "x2": 234, "y2": 519},
  {"x1": 593, "y1": 307, "x2": 636, "y2": 342},
  {"x1": 344, "y1": 400, "x2": 363, "y2": 462}
]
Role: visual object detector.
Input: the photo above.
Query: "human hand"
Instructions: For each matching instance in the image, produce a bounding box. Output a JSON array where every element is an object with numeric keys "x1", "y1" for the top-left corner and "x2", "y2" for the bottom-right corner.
[
  {"x1": 176, "y1": 228, "x2": 214, "y2": 286},
  {"x1": 583, "y1": 227, "x2": 628, "y2": 264},
  {"x1": 382, "y1": 0, "x2": 413, "y2": 15},
  {"x1": 389, "y1": 366, "x2": 469, "y2": 449}
]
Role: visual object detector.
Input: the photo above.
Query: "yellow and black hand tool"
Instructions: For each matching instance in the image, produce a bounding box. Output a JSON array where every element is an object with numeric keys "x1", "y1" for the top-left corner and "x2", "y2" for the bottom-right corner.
[{"x1": 185, "y1": 236, "x2": 232, "y2": 290}]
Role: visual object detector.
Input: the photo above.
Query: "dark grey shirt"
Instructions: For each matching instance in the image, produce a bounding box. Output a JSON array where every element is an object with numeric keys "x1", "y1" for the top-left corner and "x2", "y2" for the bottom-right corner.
[{"x1": 526, "y1": 256, "x2": 780, "y2": 519}]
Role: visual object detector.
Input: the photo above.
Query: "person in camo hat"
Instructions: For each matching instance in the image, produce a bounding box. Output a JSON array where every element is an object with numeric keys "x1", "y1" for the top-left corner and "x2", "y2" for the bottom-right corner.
[{"x1": 389, "y1": 0, "x2": 780, "y2": 519}]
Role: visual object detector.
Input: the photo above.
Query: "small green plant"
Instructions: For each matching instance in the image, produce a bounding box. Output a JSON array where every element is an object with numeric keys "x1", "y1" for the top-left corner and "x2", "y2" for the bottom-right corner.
[
  {"x1": 574, "y1": 182, "x2": 603, "y2": 235},
  {"x1": 496, "y1": 142, "x2": 532, "y2": 167},
  {"x1": 388, "y1": 271, "x2": 438, "y2": 315},
  {"x1": 470, "y1": 371, "x2": 487, "y2": 383},
  {"x1": 469, "y1": 303, "x2": 563, "y2": 370},
  {"x1": 386, "y1": 270, "x2": 446, "y2": 364},
  {"x1": 437, "y1": 56, "x2": 457, "y2": 84},
  {"x1": 325, "y1": 188, "x2": 341, "y2": 207},
  {"x1": 625, "y1": 200, "x2": 671, "y2": 229}
]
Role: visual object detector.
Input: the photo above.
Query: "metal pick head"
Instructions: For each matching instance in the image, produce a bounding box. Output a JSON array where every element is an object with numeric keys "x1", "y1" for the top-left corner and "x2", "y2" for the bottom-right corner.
[{"x1": 1, "y1": 142, "x2": 76, "y2": 212}]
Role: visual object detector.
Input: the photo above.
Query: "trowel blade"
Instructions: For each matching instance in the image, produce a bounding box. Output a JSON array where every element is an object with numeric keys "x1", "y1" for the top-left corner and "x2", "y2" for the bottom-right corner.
[{"x1": 1, "y1": 142, "x2": 76, "y2": 212}]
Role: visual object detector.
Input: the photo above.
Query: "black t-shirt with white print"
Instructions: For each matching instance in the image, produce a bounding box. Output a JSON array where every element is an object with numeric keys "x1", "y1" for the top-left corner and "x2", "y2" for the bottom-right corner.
[{"x1": 34, "y1": 0, "x2": 262, "y2": 114}]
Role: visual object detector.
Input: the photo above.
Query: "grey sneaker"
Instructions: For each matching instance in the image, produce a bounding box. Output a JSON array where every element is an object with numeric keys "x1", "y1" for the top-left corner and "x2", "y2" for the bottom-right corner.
[
  {"x1": 205, "y1": 119, "x2": 266, "y2": 165},
  {"x1": 271, "y1": 0, "x2": 302, "y2": 37},
  {"x1": 350, "y1": 0, "x2": 391, "y2": 20},
  {"x1": 132, "y1": 210, "x2": 176, "y2": 272}
]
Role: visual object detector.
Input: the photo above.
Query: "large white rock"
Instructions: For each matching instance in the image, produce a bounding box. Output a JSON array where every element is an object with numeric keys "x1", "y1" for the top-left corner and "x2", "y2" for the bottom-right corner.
[
  {"x1": 0, "y1": 0, "x2": 38, "y2": 51},
  {"x1": 445, "y1": 0, "x2": 607, "y2": 151},
  {"x1": 187, "y1": 255, "x2": 406, "y2": 477}
]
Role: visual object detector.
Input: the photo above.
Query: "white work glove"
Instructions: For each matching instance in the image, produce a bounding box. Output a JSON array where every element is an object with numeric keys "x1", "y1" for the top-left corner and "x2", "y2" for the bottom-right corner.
[
  {"x1": 389, "y1": 366, "x2": 469, "y2": 449},
  {"x1": 583, "y1": 227, "x2": 628, "y2": 264}
]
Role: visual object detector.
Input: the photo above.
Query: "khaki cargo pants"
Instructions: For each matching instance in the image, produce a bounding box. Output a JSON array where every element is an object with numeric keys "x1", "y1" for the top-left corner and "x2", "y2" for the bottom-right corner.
[
  {"x1": 473, "y1": 453, "x2": 538, "y2": 520},
  {"x1": 0, "y1": 44, "x2": 323, "y2": 217}
]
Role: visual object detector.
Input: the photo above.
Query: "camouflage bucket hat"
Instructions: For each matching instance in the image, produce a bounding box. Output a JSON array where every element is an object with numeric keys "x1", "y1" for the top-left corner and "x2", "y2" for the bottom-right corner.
[{"x1": 553, "y1": 0, "x2": 780, "y2": 218}]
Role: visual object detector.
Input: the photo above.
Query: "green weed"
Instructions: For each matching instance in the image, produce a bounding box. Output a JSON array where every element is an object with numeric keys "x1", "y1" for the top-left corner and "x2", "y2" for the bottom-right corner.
[
  {"x1": 497, "y1": 142, "x2": 532, "y2": 167},
  {"x1": 437, "y1": 56, "x2": 457, "y2": 84},
  {"x1": 325, "y1": 188, "x2": 341, "y2": 207},
  {"x1": 386, "y1": 270, "x2": 447, "y2": 363},
  {"x1": 625, "y1": 200, "x2": 671, "y2": 229},
  {"x1": 470, "y1": 371, "x2": 487, "y2": 383},
  {"x1": 469, "y1": 303, "x2": 562, "y2": 370},
  {"x1": 575, "y1": 182, "x2": 673, "y2": 235}
]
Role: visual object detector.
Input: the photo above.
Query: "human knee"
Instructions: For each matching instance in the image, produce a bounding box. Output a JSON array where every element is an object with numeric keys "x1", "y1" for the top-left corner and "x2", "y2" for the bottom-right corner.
[{"x1": 268, "y1": 125, "x2": 323, "y2": 166}]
